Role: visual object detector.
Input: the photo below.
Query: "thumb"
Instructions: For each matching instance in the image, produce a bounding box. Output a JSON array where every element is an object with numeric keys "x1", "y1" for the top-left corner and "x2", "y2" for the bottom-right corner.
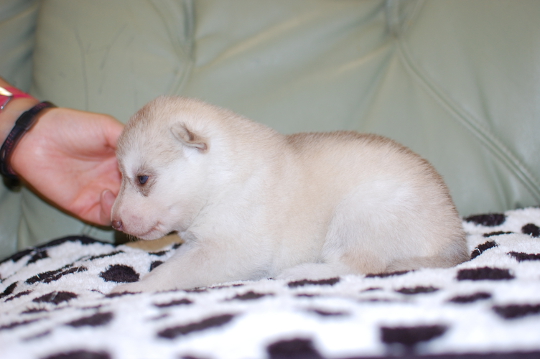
[{"x1": 99, "y1": 189, "x2": 117, "y2": 225}]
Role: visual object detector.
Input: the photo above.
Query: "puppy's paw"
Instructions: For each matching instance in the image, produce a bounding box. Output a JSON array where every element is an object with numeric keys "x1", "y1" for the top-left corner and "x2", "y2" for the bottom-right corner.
[
  {"x1": 277, "y1": 262, "x2": 349, "y2": 281},
  {"x1": 109, "y1": 282, "x2": 146, "y2": 294},
  {"x1": 109, "y1": 278, "x2": 187, "y2": 294}
]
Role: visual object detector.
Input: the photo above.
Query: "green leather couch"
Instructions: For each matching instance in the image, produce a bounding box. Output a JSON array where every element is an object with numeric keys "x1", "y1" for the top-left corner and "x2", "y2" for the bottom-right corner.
[{"x1": 1, "y1": 0, "x2": 539, "y2": 259}]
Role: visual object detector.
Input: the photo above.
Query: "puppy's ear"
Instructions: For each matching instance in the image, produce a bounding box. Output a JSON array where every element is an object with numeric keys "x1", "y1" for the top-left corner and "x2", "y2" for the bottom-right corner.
[{"x1": 170, "y1": 123, "x2": 208, "y2": 152}]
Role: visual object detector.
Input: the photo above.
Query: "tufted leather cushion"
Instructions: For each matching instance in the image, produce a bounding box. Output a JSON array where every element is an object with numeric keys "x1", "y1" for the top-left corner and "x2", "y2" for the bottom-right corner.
[{"x1": 0, "y1": 0, "x2": 539, "y2": 257}]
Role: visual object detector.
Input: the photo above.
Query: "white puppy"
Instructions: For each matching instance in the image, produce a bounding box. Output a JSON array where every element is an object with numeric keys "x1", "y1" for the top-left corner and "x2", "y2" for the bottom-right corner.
[{"x1": 110, "y1": 96, "x2": 468, "y2": 293}]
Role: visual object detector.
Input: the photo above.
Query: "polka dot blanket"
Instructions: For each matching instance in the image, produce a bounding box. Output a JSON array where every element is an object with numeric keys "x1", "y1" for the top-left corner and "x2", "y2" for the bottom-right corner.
[{"x1": 1, "y1": 208, "x2": 540, "y2": 359}]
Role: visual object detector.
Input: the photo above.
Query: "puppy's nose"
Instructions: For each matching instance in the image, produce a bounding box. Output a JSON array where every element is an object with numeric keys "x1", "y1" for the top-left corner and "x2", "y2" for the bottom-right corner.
[{"x1": 111, "y1": 219, "x2": 123, "y2": 231}]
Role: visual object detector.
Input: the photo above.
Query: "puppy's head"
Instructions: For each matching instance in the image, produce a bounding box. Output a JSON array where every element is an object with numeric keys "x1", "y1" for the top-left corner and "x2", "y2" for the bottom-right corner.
[{"x1": 111, "y1": 97, "x2": 215, "y2": 240}]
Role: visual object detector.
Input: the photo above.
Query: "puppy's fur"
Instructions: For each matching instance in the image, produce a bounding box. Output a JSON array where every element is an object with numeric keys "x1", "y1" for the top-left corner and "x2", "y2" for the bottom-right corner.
[{"x1": 111, "y1": 96, "x2": 468, "y2": 293}]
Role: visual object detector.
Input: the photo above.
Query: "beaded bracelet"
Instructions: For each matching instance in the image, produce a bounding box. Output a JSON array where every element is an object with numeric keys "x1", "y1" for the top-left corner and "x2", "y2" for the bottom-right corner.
[{"x1": 0, "y1": 101, "x2": 56, "y2": 180}]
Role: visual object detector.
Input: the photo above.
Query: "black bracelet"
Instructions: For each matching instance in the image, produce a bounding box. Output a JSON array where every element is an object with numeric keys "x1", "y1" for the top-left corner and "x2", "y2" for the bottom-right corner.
[{"x1": 0, "y1": 101, "x2": 57, "y2": 180}]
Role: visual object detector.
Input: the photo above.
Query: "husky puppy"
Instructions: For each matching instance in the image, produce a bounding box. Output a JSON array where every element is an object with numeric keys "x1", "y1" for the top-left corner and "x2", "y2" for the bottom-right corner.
[{"x1": 110, "y1": 96, "x2": 468, "y2": 293}]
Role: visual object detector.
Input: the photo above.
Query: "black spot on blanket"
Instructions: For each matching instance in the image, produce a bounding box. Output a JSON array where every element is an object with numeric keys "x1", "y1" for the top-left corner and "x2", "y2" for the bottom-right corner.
[
  {"x1": 209, "y1": 284, "x2": 246, "y2": 290},
  {"x1": 483, "y1": 231, "x2": 513, "y2": 238},
  {"x1": 42, "y1": 350, "x2": 111, "y2": 359},
  {"x1": 471, "y1": 240, "x2": 498, "y2": 259},
  {"x1": 81, "y1": 305, "x2": 103, "y2": 311},
  {"x1": 27, "y1": 249, "x2": 49, "y2": 264},
  {"x1": 508, "y1": 252, "x2": 540, "y2": 262},
  {"x1": 150, "y1": 261, "x2": 163, "y2": 271},
  {"x1": 37, "y1": 236, "x2": 108, "y2": 250},
  {"x1": 0, "y1": 282, "x2": 17, "y2": 299},
  {"x1": 23, "y1": 307, "x2": 48, "y2": 314},
  {"x1": 366, "y1": 270, "x2": 410, "y2": 278},
  {"x1": 0, "y1": 319, "x2": 40, "y2": 331},
  {"x1": 464, "y1": 213, "x2": 506, "y2": 226},
  {"x1": 522, "y1": 223, "x2": 540, "y2": 237},
  {"x1": 295, "y1": 293, "x2": 321, "y2": 298},
  {"x1": 493, "y1": 304, "x2": 540, "y2": 319},
  {"x1": 25, "y1": 330, "x2": 51, "y2": 341},
  {"x1": 288, "y1": 277, "x2": 340, "y2": 288},
  {"x1": 359, "y1": 298, "x2": 399, "y2": 303},
  {"x1": 154, "y1": 298, "x2": 193, "y2": 308},
  {"x1": 158, "y1": 314, "x2": 235, "y2": 339},
  {"x1": 33, "y1": 291, "x2": 78, "y2": 305},
  {"x1": 380, "y1": 325, "x2": 448, "y2": 347},
  {"x1": 185, "y1": 287, "x2": 208, "y2": 293},
  {"x1": 26, "y1": 266, "x2": 87, "y2": 285},
  {"x1": 307, "y1": 308, "x2": 348, "y2": 317},
  {"x1": 100, "y1": 265, "x2": 139, "y2": 283},
  {"x1": 362, "y1": 287, "x2": 383, "y2": 292},
  {"x1": 267, "y1": 338, "x2": 324, "y2": 359},
  {"x1": 87, "y1": 251, "x2": 123, "y2": 261},
  {"x1": 0, "y1": 248, "x2": 32, "y2": 264},
  {"x1": 149, "y1": 314, "x2": 170, "y2": 321},
  {"x1": 7, "y1": 290, "x2": 32, "y2": 302},
  {"x1": 66, "y1": 312, "x2": 113, "y2": 328},
  {"x1": 449, "y1": 292, "x2": 492, "y2": 304},
  {"x1": 457, "y1": 267, "x2": 514, "y2": 281},
  {"x1": 231, "y1": 291, "x2": 272, "y2": 301},
  {"x1": 105, "y1": 291, "x2": 137, "y2": 298},
  {"x1": 396, "y1": 286, "x2": 439, "y2": 295}
]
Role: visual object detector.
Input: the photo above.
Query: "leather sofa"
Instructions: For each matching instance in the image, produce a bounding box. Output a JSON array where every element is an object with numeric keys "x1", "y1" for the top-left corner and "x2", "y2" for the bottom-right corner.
[{"x1": 1, "y1": 0, "x2": 539, "y2": 259}]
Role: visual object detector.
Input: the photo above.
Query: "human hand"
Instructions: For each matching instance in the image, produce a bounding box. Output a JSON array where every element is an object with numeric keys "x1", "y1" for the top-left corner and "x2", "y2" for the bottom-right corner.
[{"x1": 10, "y1": 107, "x2": 124, "y2": 226}]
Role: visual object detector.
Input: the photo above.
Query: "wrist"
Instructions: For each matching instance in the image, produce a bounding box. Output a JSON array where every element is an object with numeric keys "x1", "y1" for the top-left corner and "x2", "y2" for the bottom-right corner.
[
  {"x1": 0, "y1": 97, "x2": 40, "y2": 144},
  {"x1": 1, "y1": 101, "x2": 56, "y2": 181},
  {"x1": 0, "y1": 80, "x2": 39, "y2": 143}
]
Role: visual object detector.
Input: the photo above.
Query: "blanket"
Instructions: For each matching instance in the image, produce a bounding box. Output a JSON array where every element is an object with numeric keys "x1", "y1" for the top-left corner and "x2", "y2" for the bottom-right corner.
[{"x1": 1, "y1": 208, "x2": 540, "y2": 359}]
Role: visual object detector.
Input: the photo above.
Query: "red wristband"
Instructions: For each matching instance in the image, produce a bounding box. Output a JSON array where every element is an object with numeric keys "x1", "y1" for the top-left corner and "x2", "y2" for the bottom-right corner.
[{"x1": 0, "y1": 86, "x2": 35, "y2": 110}]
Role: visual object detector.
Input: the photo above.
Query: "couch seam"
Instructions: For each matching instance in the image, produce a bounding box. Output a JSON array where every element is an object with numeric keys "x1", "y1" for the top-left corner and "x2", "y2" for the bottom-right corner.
[
  {"x1": 149, "y1": 0, "x2": 195, "y2": 96},
  {"x1": 397, "y1": 40, "x2": 540, "y2": 204}
]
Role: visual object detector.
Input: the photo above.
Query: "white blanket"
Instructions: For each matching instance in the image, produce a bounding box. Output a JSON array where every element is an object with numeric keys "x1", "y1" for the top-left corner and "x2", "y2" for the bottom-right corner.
[{"x1": 1, "y1": 208, "x2": 540, "y2": 359}]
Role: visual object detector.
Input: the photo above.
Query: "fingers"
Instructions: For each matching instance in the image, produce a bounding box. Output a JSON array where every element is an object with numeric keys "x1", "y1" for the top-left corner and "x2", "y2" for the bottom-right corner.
[
  {"x1": 99, "y1": 114, "x2": 124, "y2": 150},
  {"x1": 99, "y1": 189, "x2": 117, "y2": 225}
]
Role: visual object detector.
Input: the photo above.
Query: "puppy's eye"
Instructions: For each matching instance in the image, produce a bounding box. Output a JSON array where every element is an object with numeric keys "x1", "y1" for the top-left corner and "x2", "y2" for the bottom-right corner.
[{"x1": 137, "y1": 175, "x2": 149, "y2": 185}]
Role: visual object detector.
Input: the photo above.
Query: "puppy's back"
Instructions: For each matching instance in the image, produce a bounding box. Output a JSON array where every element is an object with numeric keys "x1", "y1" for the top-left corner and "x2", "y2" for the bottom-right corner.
[{"x1": 286, "y1": 131, "x2": 468, "y2": 271}]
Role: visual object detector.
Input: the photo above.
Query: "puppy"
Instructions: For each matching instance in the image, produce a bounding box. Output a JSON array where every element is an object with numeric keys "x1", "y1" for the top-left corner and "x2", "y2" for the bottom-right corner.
[{"x1": 110, "y1": 96, "x2": 468, "y2": 293}]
